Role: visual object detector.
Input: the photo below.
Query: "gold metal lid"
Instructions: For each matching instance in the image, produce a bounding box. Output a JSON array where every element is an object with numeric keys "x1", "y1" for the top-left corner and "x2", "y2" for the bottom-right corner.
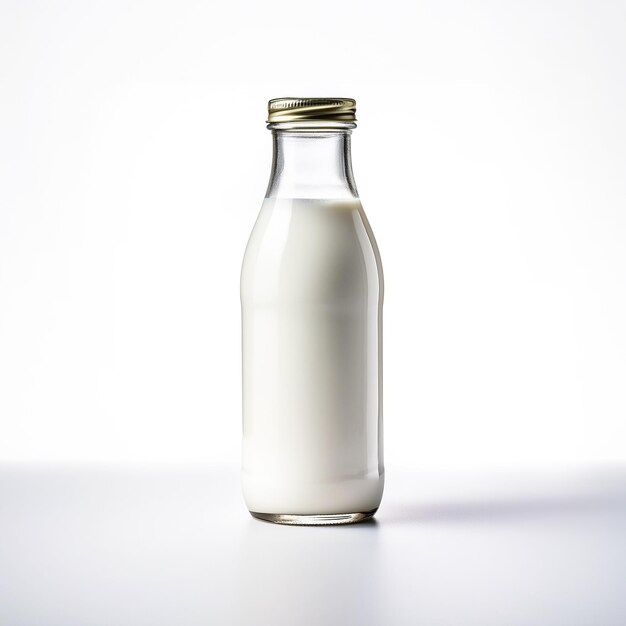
[{"x1": 267, "y1": 97, "x2": 356, "y2": 123}]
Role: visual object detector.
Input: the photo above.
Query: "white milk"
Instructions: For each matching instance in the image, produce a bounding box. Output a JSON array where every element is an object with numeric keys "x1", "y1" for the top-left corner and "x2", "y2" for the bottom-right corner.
[{"x1": 241, "y1": 197, "x2": 384, "y2": 515}]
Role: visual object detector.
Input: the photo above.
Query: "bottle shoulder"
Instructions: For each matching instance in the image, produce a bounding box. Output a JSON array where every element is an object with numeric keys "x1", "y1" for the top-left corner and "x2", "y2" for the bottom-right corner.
[{"x1": 241, "y1": 198, "x2": 382, "y2": 303}]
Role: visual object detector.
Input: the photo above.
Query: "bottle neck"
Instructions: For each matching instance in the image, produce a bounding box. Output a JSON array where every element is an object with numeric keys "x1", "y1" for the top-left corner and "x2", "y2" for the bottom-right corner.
[{"x1": 265, "y1": 128, "x2": 358, "y2": 199}]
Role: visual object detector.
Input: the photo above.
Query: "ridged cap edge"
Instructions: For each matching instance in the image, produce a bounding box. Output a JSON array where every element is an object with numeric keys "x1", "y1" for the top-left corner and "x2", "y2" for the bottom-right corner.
[{"x1": 267, "y1": 97, "x2": 356, "y2": 123}]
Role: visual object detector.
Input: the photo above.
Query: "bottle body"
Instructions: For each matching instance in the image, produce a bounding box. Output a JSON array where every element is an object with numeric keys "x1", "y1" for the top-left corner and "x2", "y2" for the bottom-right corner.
[
  {"x1": 241, "y1": 197, "x2": 383, "y2": 518},
  {"x1": 241, "y1": 99, "x2": 383, "y2": 524}
]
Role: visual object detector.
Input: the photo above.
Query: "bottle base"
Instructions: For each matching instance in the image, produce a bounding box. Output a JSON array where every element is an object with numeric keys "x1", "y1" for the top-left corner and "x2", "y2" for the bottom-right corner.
[{"x1": 249, "y1": 509, "x2": 378, "y2": 526}]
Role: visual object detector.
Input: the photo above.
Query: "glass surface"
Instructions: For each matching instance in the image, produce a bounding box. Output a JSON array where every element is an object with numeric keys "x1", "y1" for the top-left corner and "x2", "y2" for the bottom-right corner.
[{"x1": 241, "y1": 122, "x2": 384, "y2": 523}]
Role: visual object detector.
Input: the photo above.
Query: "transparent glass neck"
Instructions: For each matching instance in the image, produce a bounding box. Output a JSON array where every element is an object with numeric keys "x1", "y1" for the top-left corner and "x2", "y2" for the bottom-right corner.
[{"x1": 265, "y1": 123, "x2": 358, "y2": 199}]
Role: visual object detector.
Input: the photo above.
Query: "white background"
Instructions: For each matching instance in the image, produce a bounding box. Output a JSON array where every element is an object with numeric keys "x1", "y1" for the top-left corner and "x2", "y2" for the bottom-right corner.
[
  {"x1": 1, "y1": 4, "x2": 626, "y2": 626},
  {"x1": 1, "y1": 0, "x2": 625, "y2": 470}
]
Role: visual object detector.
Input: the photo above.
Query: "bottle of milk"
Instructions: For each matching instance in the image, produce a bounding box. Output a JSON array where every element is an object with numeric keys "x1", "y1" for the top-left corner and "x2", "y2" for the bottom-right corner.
[{"x1": 241, "y1": 98, "x2": 384, "y2": 525}]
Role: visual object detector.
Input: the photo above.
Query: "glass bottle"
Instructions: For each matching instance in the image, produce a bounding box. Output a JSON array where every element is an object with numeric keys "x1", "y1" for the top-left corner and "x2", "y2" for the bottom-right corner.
[{"x1": 241, "y1": 98, "x2": 384, "y2": 525}]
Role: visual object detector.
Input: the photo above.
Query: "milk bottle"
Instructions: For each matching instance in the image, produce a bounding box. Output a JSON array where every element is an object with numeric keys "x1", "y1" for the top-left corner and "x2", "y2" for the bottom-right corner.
[{"x1": 241, "y1": 98, "x2": 384, "y2": 525}]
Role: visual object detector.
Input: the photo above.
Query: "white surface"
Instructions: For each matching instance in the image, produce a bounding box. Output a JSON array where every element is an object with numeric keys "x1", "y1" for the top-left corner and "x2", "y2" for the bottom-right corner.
[
  {"x1": 1, "y1": 465, "x2": 625, "y2": 625},
  {"x1": 1, "y1": 0, "x2": 626, "y2": 468}
]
